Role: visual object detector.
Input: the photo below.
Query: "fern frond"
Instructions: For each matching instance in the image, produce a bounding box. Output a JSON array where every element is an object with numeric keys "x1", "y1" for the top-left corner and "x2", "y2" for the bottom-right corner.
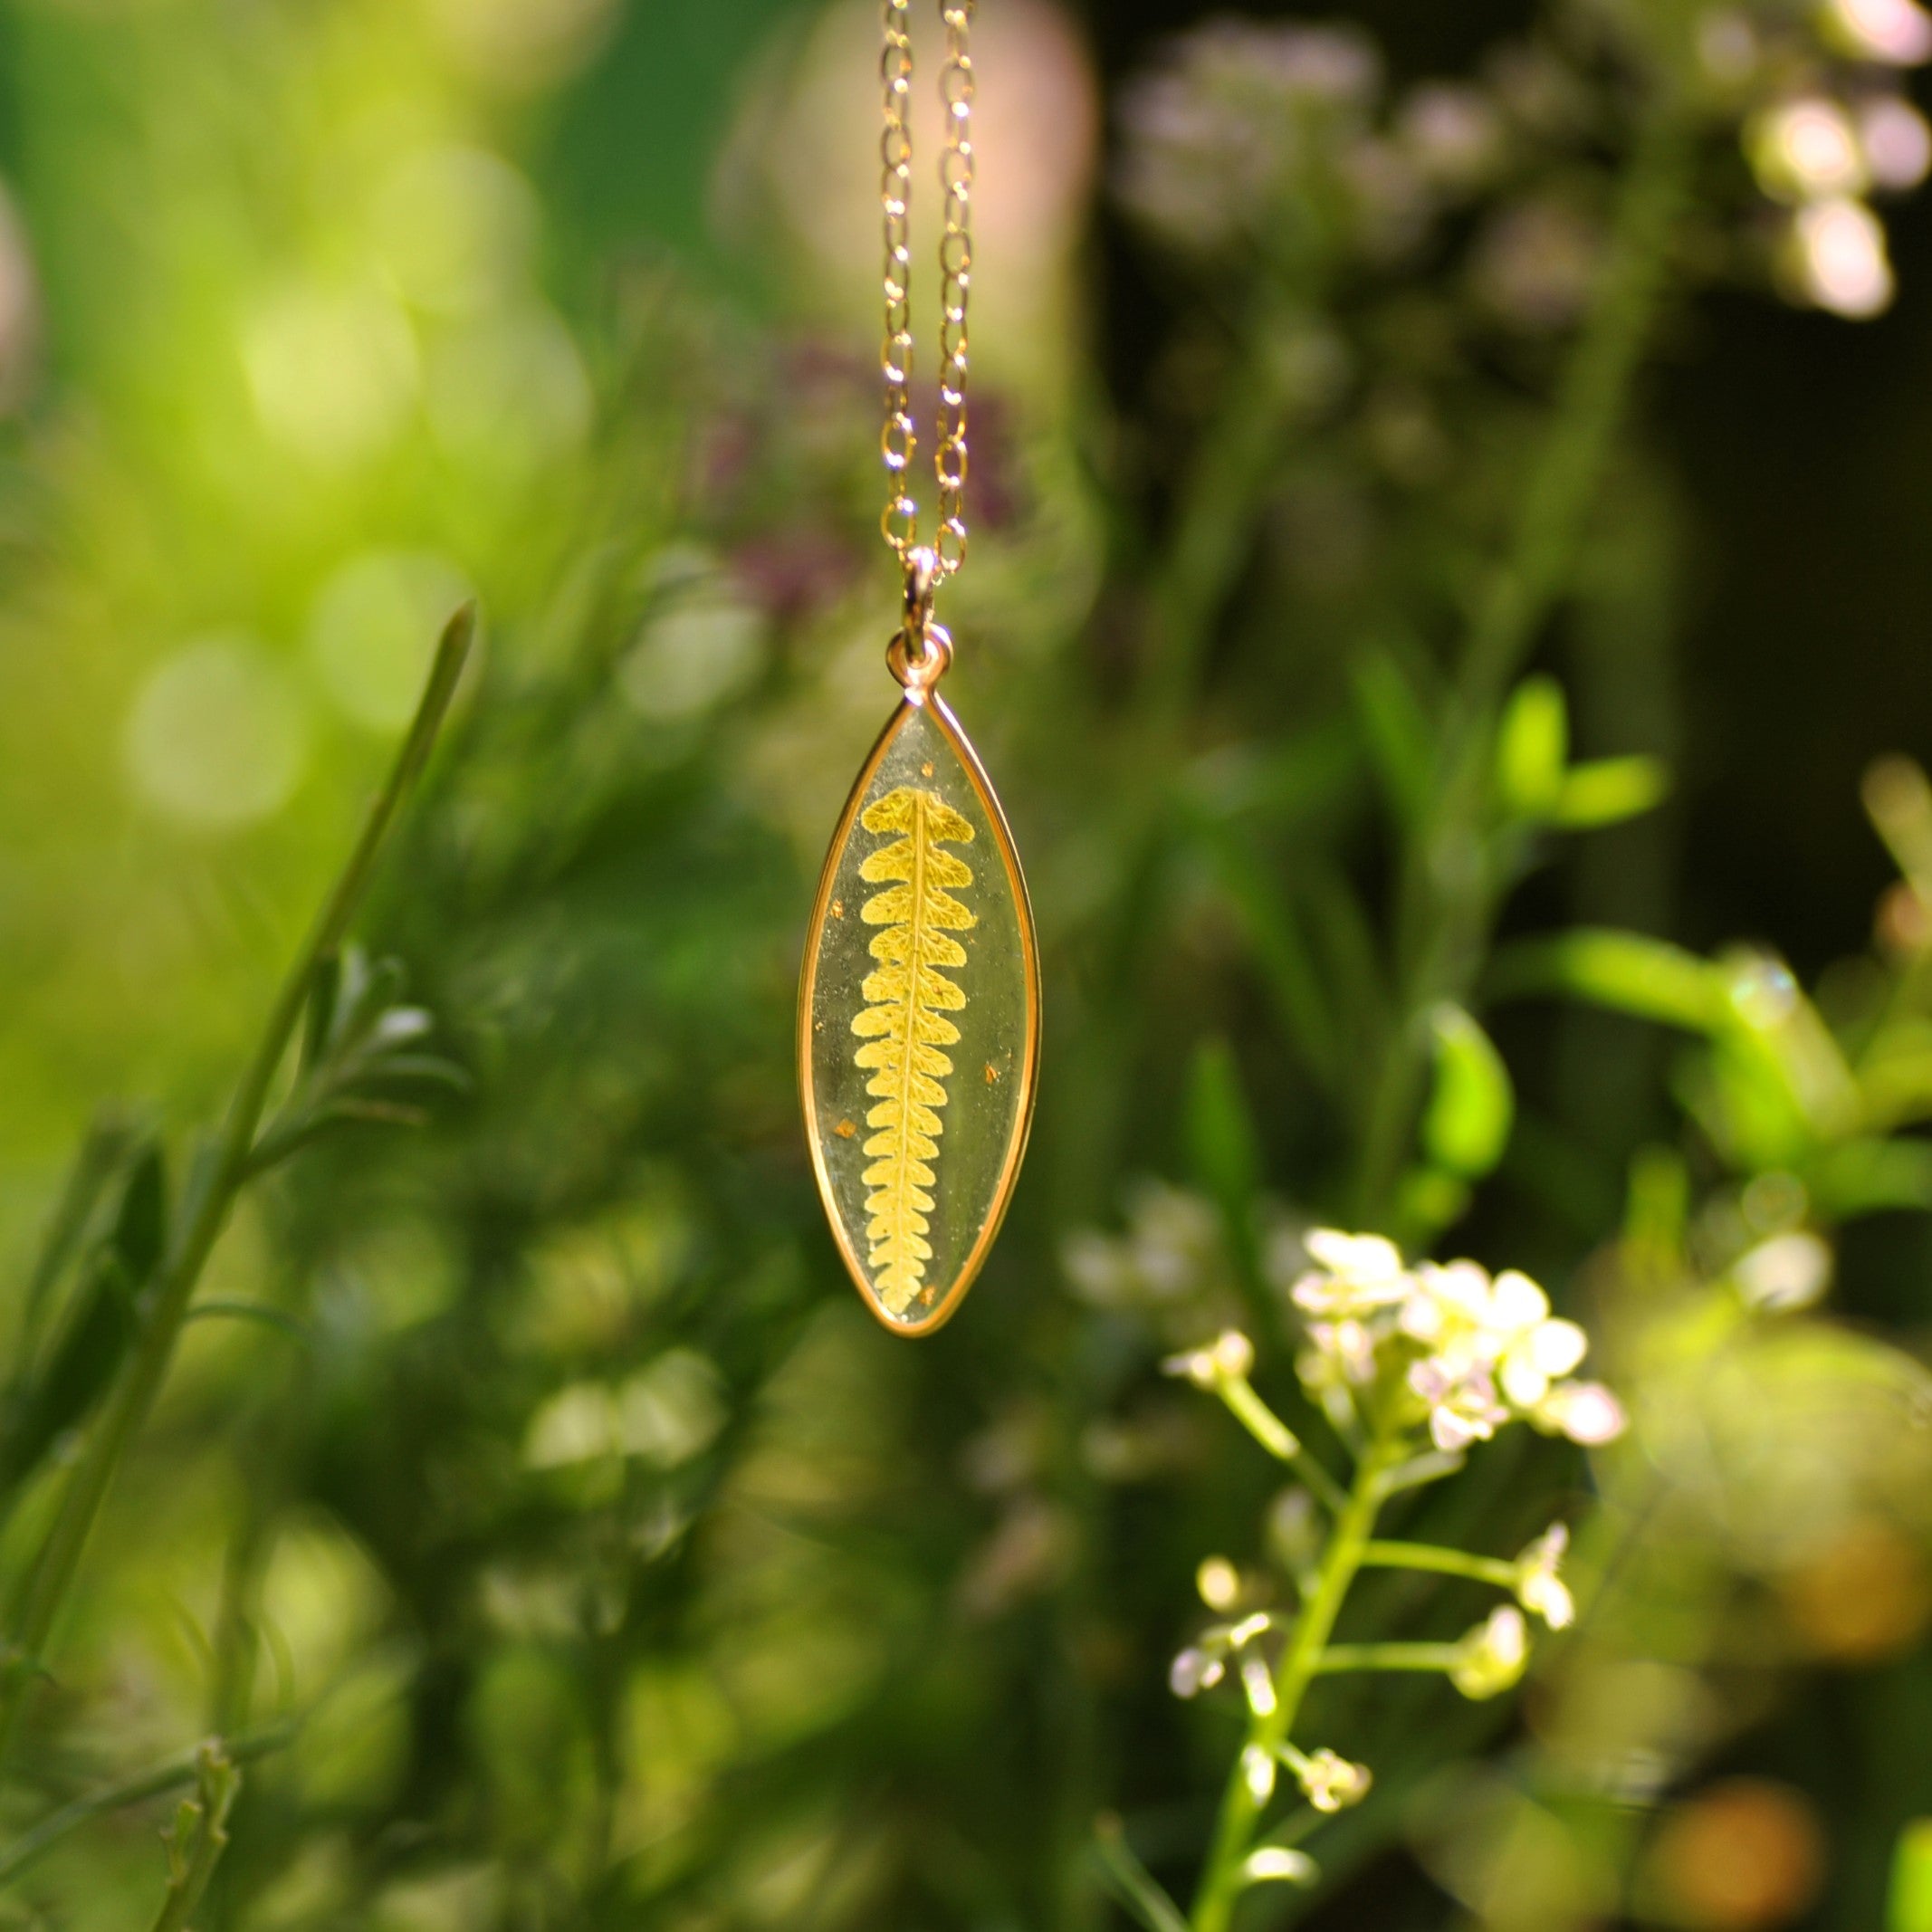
[{"x1": 852, "y1": 786, "x2": 978, "y2": 1313}]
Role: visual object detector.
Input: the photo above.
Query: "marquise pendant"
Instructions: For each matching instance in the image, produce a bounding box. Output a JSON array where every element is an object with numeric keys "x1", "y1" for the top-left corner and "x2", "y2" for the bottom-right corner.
[{"x1": 798, "y1": 598, "x2": 1041, "y2": 1336}]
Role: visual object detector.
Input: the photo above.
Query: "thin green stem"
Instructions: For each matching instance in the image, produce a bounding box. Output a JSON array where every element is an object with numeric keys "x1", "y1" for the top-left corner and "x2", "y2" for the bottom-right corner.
[
  {"x1": 1140, "y1": 321, "x2": 1300, "y2": 726},
  {"x1": 1459, "y1": 101, "x2": 1689, "y2": 724},
  {"x1": 1189, "y1": 1435, "x2": 1401, "y2": 1932},
  {"x1": 1218, "y1": 1378, "x2": 1349, "y2": 1516},
  {"x1": 0, "y1": 1725, "x2": 292, "y2": 1888},
  {"x1": 1352, "y1": 101, "x2": 1690, "y2": 1222},
  {"x1": 1313, "y1": 1642, "x2": 1461, "y2": 1677},
  {"x1": 1094, "y1": 1816, "x2": 1191, "y2": 1932},
  {"x1": 0, "y1": 606, "x2": 474, "y2": 1767},
  {"x1": 1360, "y1": 1541, "x2": 1516, "y2": 1589}
]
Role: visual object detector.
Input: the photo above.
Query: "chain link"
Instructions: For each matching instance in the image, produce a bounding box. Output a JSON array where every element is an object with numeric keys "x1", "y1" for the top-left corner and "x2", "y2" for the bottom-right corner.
[{"x1": 877, "y1": 0, "x2": 975, "y2": 581}]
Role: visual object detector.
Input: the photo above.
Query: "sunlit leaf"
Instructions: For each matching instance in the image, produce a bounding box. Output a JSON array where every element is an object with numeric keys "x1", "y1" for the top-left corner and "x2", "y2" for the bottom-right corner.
[
  {"x1": 1892, "y1": 1819, "x2": 1932, "y2": 1932},
  {"x1": 1552, "y1": 755, "x2": 1669, "y2": 828},
  {"x1": 1495, "y1": 674, "x2": 1568, "y2": 819},
  {"x1": 1422, "y1": 1003, "x2": 1515, "y2": 1178},
  {"x1": 1488, "y1": 929, "x2": 1727, "y2": 1031}
]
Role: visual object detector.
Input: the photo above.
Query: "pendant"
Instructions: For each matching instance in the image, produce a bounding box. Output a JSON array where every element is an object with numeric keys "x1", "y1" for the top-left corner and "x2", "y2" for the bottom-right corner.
[{"x1": 798, "y1": 569, "x2": 1041, "y2": 1336}]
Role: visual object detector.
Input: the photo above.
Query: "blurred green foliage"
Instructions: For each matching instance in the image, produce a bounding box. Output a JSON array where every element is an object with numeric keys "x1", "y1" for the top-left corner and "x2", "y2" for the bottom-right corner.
[{"x1": 2, "y1": 1, "x2": 1931, "y2": 1928}]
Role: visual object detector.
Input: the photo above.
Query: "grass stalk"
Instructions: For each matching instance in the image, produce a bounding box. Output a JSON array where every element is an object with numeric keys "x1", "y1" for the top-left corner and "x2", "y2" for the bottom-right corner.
[
  {"x1": 0, "y1": 606, "x2": 474, "y2": 1767},
  {"x1": 1353, "y1": 102, "x2": 1689, "y2": 1220}
]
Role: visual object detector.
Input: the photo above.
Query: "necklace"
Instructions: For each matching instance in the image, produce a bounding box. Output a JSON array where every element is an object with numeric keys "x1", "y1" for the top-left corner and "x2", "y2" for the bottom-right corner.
[{"x1": 798, "y1": 0, "x2": 1041, "y2": 1337}]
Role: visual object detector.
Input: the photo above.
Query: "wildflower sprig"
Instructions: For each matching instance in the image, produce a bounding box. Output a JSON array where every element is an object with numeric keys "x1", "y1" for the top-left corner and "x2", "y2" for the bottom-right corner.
[{"x1": 1164, "y1": 1229, "x2": 1621, "y2": 1932}]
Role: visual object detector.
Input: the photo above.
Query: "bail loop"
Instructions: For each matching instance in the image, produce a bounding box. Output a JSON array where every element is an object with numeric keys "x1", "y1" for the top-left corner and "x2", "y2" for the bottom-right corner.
[
  {"x1": 889, "y1": 545, "x2": 951, "y2": 694},
  {"x1": 903, "y1": 544, "x2": 939, "y2": 637}
]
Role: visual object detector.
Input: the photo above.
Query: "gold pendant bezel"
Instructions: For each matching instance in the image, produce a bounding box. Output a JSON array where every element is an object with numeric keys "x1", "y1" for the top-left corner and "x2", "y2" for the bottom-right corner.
[{"x1": 798, "y1": 685, "x2": 1041, "y2": 1337}]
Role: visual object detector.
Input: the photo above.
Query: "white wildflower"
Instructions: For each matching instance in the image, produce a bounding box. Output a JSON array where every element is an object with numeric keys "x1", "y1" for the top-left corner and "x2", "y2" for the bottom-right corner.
[
  {"x1": 1241, "y1": 1846, "x2": 1318, "y2": 1885},
  {"x1": 1790, "y1": 197, "x2": 1895, "y2": 318},
  {"x1": 1290, "y1": 1229, "x2": 1412, "y2": 1315},
  {"x1": 1404, "y1": 1264, "x2": 1586, "y2": 1406},
  {"x1": 1860, "y1": 97, "x2": 1932, "y2": 190},
  {"x1": 1530, "y1": 1378, "x2": 1627, "y2": 1445},
  {"x1": 1449, "y1": 1605, "x2": 1530, "y2": 1700},
  {"x1": 1732, "y1": 1229, "x2": 1832, "y2": 1312},
  {"x1": 1407, "y1": 1354, "x2": 1508, "y2": 1452},
  {"x1": 1824, "y1": 0, "x2": 1932, "y2": 65},
  {"x1": 1170, "y1": 1646, "x2": 1219, "y2": 1698},
  {"x1": 1241, "y1": 1656, "x2": 1278, "y2": 1717},
  {"x1": 1513, "y1": 1523, "x2": 1575, "y2": 1630},
  {"x1": 1241, "y1": 1744, "x2": 1277, "y2": 1803},
  {"x1": 1289, "y1": 1745, "x2": 1373, "y2": 1812},
  {"x1": 1197, "y1": 1556, "x2": 1242, "y2": 1611},
  {"x1": 1304, "y1": 1317, "x2": 1380, "y2": 1386},
  {"x1": 1163, "y1": 1327, "x2": 1256, "y2": 1388}
]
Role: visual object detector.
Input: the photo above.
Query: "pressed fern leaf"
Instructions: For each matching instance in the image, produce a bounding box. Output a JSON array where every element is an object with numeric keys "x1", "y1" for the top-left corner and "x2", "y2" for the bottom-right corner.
[{"x1": 851, "y1": 785, "x2": 977, "y2": 1314}]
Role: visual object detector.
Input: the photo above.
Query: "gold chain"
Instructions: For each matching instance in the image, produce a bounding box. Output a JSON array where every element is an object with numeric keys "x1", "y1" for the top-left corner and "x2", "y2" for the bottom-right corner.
[{"x1": 878, "y1": 0, "x2": 976, "y2": 582}]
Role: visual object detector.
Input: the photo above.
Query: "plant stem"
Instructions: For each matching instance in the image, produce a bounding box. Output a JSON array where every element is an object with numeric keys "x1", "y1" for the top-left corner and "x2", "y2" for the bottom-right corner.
[
  {"x1": 1352, "y1": 101, "x2": 1689, "y2": 1222},
  {"x1": 1218, "y1": 1377, "x2": 1349, "y2": 1515},
  {"x1": 0, "y1": 1724, "x2": 292, "y2": 1887},
  {"x1": 1359, "y1": 1541, "x2": 1516, "y2": 1588},
  {"x1": 1189, "y1": 1436, "x2": 1401, "y2": 1932},
  {"x1": 0, "y1": 606, "x2": 474, "y2": 1768},
  {"x1": 148, "y1": 1745, "x2": 239, "y2": 1932},
  {"x1": 1313, "y1": 1642, "x2": 1461, "y2": 1677}
]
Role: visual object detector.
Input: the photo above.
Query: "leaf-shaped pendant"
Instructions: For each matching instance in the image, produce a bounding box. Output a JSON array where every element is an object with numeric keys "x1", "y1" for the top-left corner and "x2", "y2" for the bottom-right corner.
[{"x1": 799, "y1": 609, "x2": 1040, "y2": 1336}]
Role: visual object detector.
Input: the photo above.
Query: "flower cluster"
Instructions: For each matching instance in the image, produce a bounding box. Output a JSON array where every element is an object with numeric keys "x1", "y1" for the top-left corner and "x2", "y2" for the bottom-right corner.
[
  {"x1": 1709, "y1": 0, "x2": 1932, "y2": 317},
  {"x1": 1286, "y1": 1230, "x2": 1627, "y2": 1454}
]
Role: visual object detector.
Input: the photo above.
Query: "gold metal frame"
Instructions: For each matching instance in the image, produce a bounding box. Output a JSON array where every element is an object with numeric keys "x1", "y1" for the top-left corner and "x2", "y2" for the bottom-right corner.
[{"x1": 798, "y1": 685, "x2": 1041, "y2": 1338}]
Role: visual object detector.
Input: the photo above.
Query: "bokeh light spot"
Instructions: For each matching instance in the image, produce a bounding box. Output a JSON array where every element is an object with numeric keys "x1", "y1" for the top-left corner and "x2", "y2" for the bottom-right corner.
[
  {"x1": 1649, "y1": 1780, "x2": 1824, "y2": 1929},
  {"x1": 1781, "y1": 1518, "x2": 1932, "y2": 1660},
  {"x1": 125, "y1": 635, "x2": 307, "y2": 827},
  {"x1": 1826, "y1": 0, "x2": 1932, "y2": 64},
  {"x1": 1792, "y1": 196, "x2": 1895, "y2": 316},
  {"x1": 621, "y1": 560, "x2": 767, "y2": 722},
  {"x1": 1860, "y1": 96, "x2": 1932, "y2": 189},
  {"x1": 244, "y1": 281, "x2": 418, "y2": 465},
  {"x1": 424, "y1": 305, "x2": 589, "y2": 465},
  {"x1": 374, "y1": 145, "x2": 540, "y2": 315}
]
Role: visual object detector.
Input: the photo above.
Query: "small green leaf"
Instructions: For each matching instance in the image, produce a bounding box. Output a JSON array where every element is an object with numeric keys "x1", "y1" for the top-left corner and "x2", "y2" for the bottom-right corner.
[
  {"x1": 1552, "y1": 756, "x2": 1669, "y2": 829},
  {"x1": 1496, "y1": 674, "x2": 1568, "y2": 819},
  {"x1": 1422, "y1": 1004, "x2": 1515, "y2": 1179},
  {"x1": 1487, "y1": 930, "x2": 1727, "y2": 1033},
  {"x1": 1891, "y1": 1819, "x2": 1932, "y2": 1932}
]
